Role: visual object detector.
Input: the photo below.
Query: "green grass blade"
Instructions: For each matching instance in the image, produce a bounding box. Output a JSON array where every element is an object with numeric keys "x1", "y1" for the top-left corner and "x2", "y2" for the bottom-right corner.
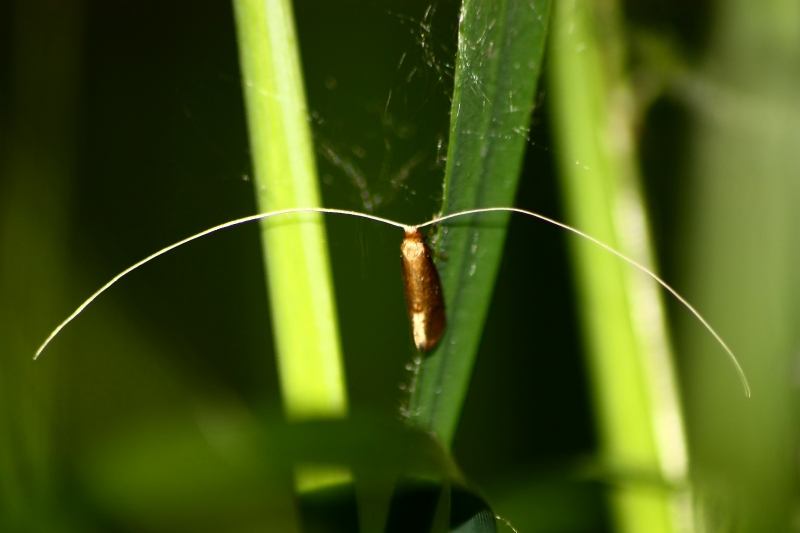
[
  {"x1": 407, "y1": 0, "x2": 553, "y2": 448},
  {"x1": 548, "y1": 0, "x2": 689, "y2": 531},
  {"x1": 676, "y1": 1, "x2": 800, "y2": 528},
  {"x1": 233, "y1": 0, "x2": 346, "y2": 421}
]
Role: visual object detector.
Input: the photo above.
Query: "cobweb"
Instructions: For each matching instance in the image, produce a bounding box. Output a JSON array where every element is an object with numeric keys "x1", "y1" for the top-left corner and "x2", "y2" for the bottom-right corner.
[
  {"x1": 309, "y1": 3, "x2": 459, "y2": 214},
  {"x1": 307, "y1": 2, "x2": 553, "y2": 215}
]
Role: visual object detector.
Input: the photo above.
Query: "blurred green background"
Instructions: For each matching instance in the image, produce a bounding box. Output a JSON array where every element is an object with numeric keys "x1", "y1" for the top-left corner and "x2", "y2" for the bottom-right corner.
[{"x1": 1, "y1": 0, "x2": 798, "y2": 531}]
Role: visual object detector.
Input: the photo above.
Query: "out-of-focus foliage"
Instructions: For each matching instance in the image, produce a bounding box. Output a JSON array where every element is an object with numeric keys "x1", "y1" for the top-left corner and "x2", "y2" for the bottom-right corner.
[
  {"x1": 0, "y1": 0, "x2": 797, "y2": 531},
  {"x1": 548, "y1": 0, "x2": 689, "y2": 530}
]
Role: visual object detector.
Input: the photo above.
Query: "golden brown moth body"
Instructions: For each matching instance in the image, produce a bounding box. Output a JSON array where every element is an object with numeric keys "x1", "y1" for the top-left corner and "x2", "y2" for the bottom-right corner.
[{"x1": 400, "y1": 228, "x2": 446, "y2": 353}]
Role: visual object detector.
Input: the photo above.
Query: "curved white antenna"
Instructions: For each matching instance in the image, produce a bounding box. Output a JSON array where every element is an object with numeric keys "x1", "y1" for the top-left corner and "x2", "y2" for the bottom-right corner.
[
  {"x1": 418, "y1": 206, "x2": 750, "y2": 397},
  {"x1": 495, "y1": 514, "x2": 520, "y2": 533},
  {"x1": 34, "y1": 207, "x2": 407, "y2": 360},
  {"x1": 35, "y1": 205, "x2": 751, "y2": 398}
]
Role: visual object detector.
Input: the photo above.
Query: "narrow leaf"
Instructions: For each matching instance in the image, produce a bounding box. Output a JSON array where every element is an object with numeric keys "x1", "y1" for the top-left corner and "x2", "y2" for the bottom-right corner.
[
  {"x1": 407, "y1": 0, "x2": 553, "y2": 448},
  {"x1": 233, "y1": 0, "x2": 347, "y2": 421},
  {"x1": 548, "y1": 0, "x2": 689, "y2": 531}
]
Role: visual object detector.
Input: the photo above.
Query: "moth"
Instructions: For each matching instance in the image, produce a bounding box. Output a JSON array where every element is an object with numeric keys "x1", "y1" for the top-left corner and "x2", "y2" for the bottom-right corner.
[
  {"x1": 401, "y1": 227, "x2": 445, "y2": 353},
  {"x1": 34, "y1": 206, "x2": 750, "y2": 396}
]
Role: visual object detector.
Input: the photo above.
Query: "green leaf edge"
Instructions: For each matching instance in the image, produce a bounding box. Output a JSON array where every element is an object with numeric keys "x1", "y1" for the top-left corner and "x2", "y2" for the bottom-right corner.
[{"x1": 407, "y1": 0, "x2": 553, "y2": 449}]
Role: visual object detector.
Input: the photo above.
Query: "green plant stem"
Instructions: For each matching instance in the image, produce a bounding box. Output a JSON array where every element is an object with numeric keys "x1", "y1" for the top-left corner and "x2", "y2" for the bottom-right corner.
[
  {"x1": 677, "y1": 1, "x2": 800, "y2": 529},
  {"x1": 407, "y1": 0, "x2": 552, "y2": 448},
  {"x1": 548, "y1": 0, "x2": 689, "y2": 531},
  {"x1": 233, "y1": 0, "x2": 346, "y2": 422}
]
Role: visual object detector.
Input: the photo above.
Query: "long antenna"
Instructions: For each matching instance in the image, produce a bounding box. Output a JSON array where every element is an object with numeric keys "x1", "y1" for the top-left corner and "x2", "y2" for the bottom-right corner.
[
  {"x1": 34, "y1": 207, "x2": 407, "y2": 360},
  {"x1": 34, "y1": 205, "x2": 751, "y2": 398},
  {"x1": 419, "y1": 206, "x2": 750, "y2": 397}
]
